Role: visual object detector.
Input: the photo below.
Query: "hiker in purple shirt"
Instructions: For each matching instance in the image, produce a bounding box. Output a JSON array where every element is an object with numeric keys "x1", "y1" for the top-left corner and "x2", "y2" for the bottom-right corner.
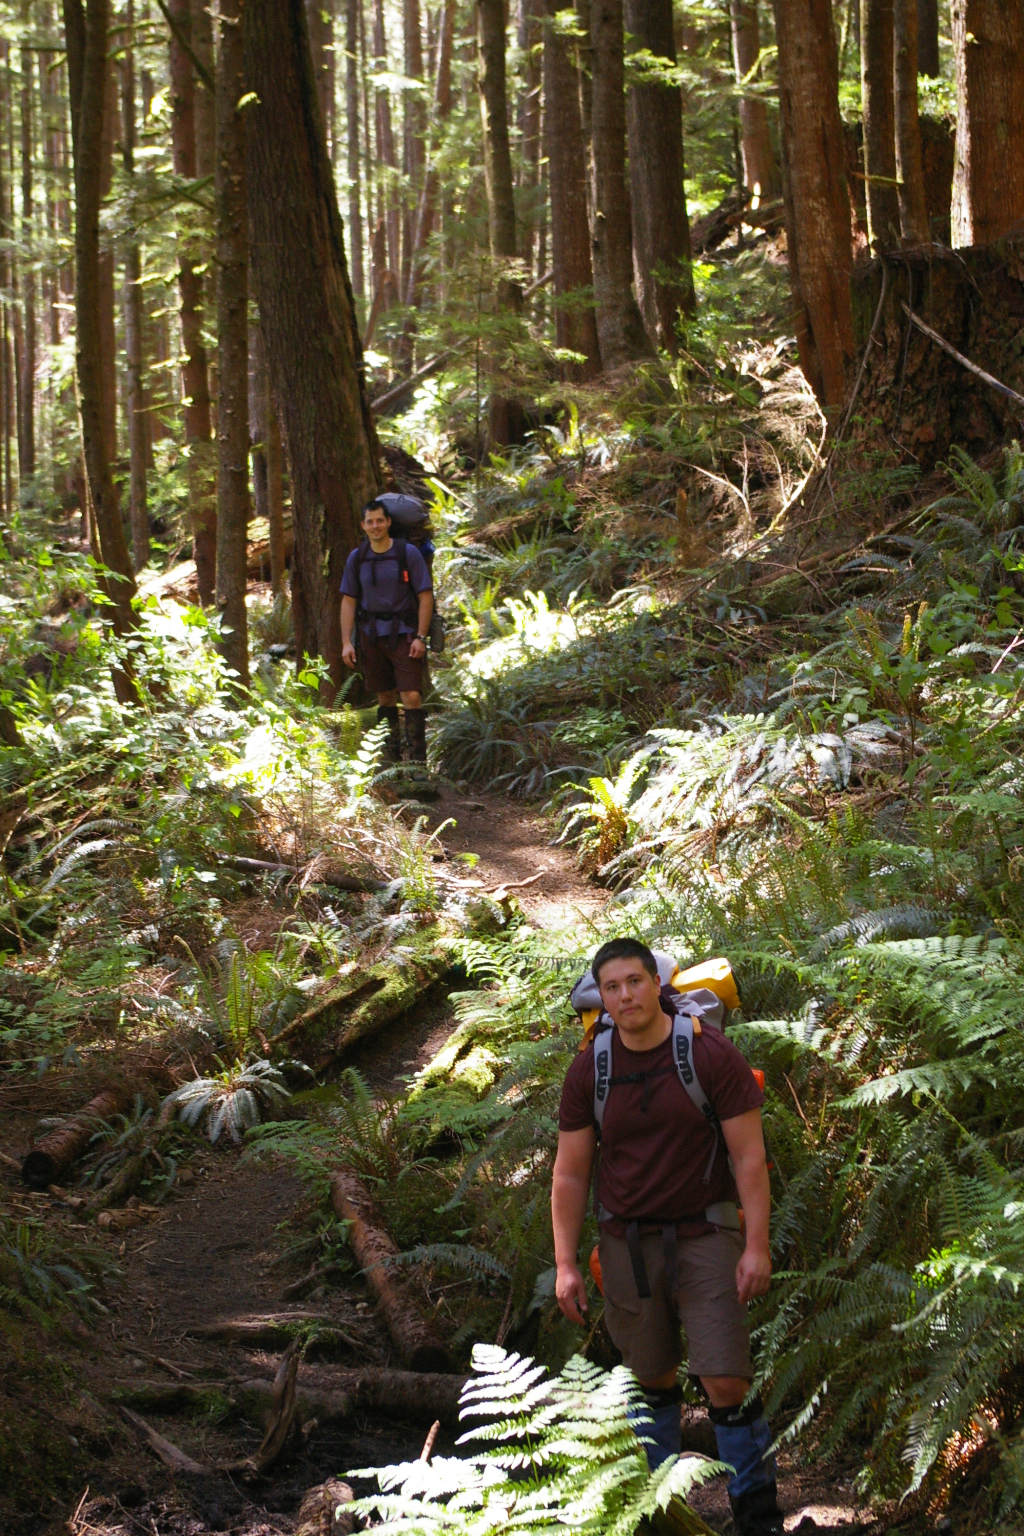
[{"x1": 340, "y1": 499, "x2": 434, "y2": 762}]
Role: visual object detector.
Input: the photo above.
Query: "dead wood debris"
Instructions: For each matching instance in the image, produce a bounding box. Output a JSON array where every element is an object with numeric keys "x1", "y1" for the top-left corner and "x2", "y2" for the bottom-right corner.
[{"x1": 330, "y1": 1170, "x2": 452, "y2": 1372}]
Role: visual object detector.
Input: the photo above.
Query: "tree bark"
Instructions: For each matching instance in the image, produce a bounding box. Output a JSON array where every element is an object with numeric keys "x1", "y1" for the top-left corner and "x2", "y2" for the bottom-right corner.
[
  {"x1": 19, "y1": 47, "x2": 35, "y2": 492},
  {"x1": 860, "y1": 0, "x2": 900, "y2": 251},
  {"x1": 266, "y1": 375, "x2": 286, "y2": 595},
  {"x1": 345, "y1": 0, "x2": 364, "y2": 299},
  {"x1": 517, "y1": 0, "x2": 542, "y2": 279},
  {"x1": 99, "y1": 59, "x2": 119, "y2": 470},
  {"x1": 215, "y1": 0, "x2": 250, "y2": 693},
  {"x1": 330, "y1": 1172, "x2": 451, "y2": 1371},
  {"x1": 589, "y1": 0, "x2": 654, "y2": 367},
  {"x1": 624, "y1": 0, "x2": 695, "y2": 353},
  {"x1": 729, "y1": 1, "x2": 778, "y2": 199},
  {"x1": 950, "y1": 0, "x2": 1024, "y2": 248},
  {"x1": 372, "y1": 0, "x2": 400, "y2": 281},
  {"x1": 121, "y1": 0, "x2": 149, "y2": 569},
  {"x1": 22, "y1": 1086, "x2": 134, "y2": 1188},
  {"x1": 476, "y1": 0, "x2": 517, "y2": 264},
  {"x1": 307, "y1": 0, "x2": 336, "y2": 155},
  {"x1": 892, "y1": 0, "x2": 928, "y2": 244},
  {"x1": 247, "y1": 329, "x2": 287, "y2": 593},
  {"x1": 169, "y1": 0, "x2": 216, "y2": 604},
  {"x1": 772, "y1": 0, "x2": 854, "y2": 411},
  {"x1": 192, "y1": 0, "x2": 215, "y2": 179},
  {"x1": 64, "y1": 0, "x2": 139, "y2": 695},
  {"x1": 402, "y1": 0, "x2": 425, "y2": 298},
  {"x1": 916, "y1": 0, "x2": 938, "y2": 76},
  {"x1": 542, "y1": 0, "x2": 600, "y2": 378},
  {"x1": 405, "y1": 0, "x2": 453, "y2": 308},
  {"x1": 245, "y1": 0, "x2": 381, "y2": 694}
]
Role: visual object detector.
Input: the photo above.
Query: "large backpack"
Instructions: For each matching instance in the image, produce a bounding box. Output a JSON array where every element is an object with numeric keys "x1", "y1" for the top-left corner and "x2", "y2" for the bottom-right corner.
[
  {"x1": 356, "y1": 493, "x2": 445, "y2": 653},
  {"x1": 569, "y1": 955, "x2": 751, "y2": 1240}
]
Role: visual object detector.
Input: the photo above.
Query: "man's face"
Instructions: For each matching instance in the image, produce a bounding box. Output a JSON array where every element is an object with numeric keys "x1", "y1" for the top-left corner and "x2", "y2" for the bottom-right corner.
[
  {"x1": 362, "y1": 507, "x2": 391, "y2": 542},
  {"x1": 596, "y1": 957, "x2": 662, "y2": 1033}
]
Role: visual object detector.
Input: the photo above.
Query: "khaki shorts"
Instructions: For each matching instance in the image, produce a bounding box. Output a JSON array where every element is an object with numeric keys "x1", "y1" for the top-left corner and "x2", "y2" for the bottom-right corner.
[
  {"x1": 359, "y1": 630, "x2": 424, "y2": 695},
  {"x1": 599, "y1": 1227, "x2": 752, "y2": 1383}
]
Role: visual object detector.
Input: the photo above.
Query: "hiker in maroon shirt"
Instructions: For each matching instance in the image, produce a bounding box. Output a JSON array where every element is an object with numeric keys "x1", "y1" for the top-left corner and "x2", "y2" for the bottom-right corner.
[
  {"x1": 552, "y1": 937, "x2": 783, "y2": 1536},
  {"x1": 341, "y1": 499, "x2": 433, "y2": 762}
]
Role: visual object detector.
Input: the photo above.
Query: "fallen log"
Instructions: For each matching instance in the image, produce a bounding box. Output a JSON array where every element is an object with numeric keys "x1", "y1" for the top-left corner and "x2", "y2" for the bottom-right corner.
[
  {"x1": 271, "y1": 941, "x2": 451, "y2": 1073},
  {"x1": 219, "y1": 854, "x2": 385, "y2": 892},
  {"x1": 114, "y1": 1365, "x2": 468, "y2": 1427},
  {"x1": 331, "y1": 1171, "x2": 452, "y2": 1373},
  {"x1": 190, "y1": 1311, "x2": 371, "y2": 1358},
  {"x1": 22, "y1": 1086, "x2": 133, "y2": 1188},
  {"x1": 119, "y1": 1344, "x2": 302, "y2": 1479}
]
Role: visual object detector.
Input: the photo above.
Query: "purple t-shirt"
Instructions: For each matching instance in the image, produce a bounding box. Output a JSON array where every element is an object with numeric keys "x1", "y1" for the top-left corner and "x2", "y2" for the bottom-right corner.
[{"x1": 340, "y1": 539, "x2": 432, "y2": 639}]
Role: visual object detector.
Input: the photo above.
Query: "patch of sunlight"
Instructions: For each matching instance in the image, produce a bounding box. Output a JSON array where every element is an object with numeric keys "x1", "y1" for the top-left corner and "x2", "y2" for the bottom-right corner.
[{"x1": 467, "y1": 590, "x2": 582, "y2": 680}]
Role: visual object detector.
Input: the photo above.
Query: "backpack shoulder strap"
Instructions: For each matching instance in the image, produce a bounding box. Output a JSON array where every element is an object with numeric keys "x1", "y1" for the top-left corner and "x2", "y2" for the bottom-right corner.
[
  {"x1": 592, "y1": 1024, "x2": 614, "y2": 1134},
  {"x1": 670, "y1": 1005, "x2": 720, "y2": 1184}
]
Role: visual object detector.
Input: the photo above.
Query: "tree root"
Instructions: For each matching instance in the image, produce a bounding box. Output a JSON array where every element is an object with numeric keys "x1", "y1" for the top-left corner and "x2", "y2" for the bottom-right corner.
[{"x1": 330, "y1": 1170, "x2": 452, "y2": 1371}]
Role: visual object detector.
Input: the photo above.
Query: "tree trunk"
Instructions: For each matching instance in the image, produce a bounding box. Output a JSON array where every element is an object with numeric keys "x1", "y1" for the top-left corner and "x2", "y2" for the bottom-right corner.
[
  {"x1": 950, "y1": 0, "x2": 1024, "y2": 248},
  {"x1": 245, "y1": 0, "x2": 381, "y2": 695},
  {"x1": 99, "y1": 59, "x2": 119, "y2": 469},
  {"x1": 624, "y1": 0, "x2": 695, "y2": 352},
  {"x1": 542, "y1": 0, "x2": 600, "y2": 378},
  {"x1": 121, "y1": 0, "x2": 149, "y2": 569},
  {"x1": 860, "y1": 0, "x2": 900, "y2": 251},
  {"x1": 772, "y1": 0, "x2": 854, "y2": 411},
  {"x1": 215, "y1": 0, "x2": 250, "y2": 694},
  {"x1": 892, "y1": 0, "x2": 928, "y2": 244},
  {"x1": 307, "y1": 0, "x2": 335, "y2": 154},
  {"x1": 401, "y1": 0, "x2": 425, "y2": 298},
  {"x1": 476, "y1": 0, "x2": 525, "y2": 445},
  {"x1": 63, "y1": 0, "x2": 138, "y2": 698},
  {"x1": 589, "y1": 0, "x2": 654, "y2": 367},
  {"x1": 192, "y1": 0, "x2": 215, "y2": 179},
  {"x1": 372, "y1": 0, "x2": 400, "y2": 281},
  {"x1": 517, "y1": 0, "x2": 542, "y2": 279},
  {"x1": 266, "y1": 373, "x2": 286, "y2": 595},
  {"x1": 169, "y1": 0, "x2": 216, "y2": 603},
  {"x1": 916, "y1": 0, "x2": 938, "y2": 75},
  {"x1": 19, "y1": 46, "x2": 35, "y2": 493},
  {"x1": 476, "y1": 0, "x2": 517, "y2": 264},
  {"x1": 403, "y1": 0, "x2": 453, "y2": 324},
  {"x1": 345, "y1": 0, "x2": 364, "y2": 299},
  {"x1": 729, "y1": 1, "x2": 778, "y2": 199}
]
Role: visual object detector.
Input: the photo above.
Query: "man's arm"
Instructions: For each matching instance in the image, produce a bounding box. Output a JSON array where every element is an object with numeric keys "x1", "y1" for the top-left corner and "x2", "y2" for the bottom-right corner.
[
  {"x1": 552, "y1": 1126, "x2": 596, "y2": 1323},
  {"x1": 409, "y1": 587, "x2": 434, "y2": 660},
  {"x1": 341, "y1": 595, "x2": 358, "y2": 667},
  {"x1": 720, "y1": 1107, "x2": 772, "y2": 1304}
]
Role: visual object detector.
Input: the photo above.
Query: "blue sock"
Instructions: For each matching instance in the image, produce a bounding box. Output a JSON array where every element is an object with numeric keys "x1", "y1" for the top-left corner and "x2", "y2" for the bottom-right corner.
[
  {"x1": 629, "y1": 1385, "x2": 682, "y2": 1470},
  {"x1": 708, "y1": 1397, "x2": 777, "y2": 1500}
]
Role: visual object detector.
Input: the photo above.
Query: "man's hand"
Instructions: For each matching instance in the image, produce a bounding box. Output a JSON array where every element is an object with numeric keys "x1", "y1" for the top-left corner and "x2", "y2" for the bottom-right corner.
[
  {"x1": 555, "y1": 1263, "x2": 588, "y2": 1323},
  {"x1": 409, "y1": 636, "x2": 426, "y2": 659},
  {"x1": 342, "y1": 641, "x2": 357, "y2": 669},
  {"x1": 735, "y1": 1243, "x2": 771, "y2": 1304}
]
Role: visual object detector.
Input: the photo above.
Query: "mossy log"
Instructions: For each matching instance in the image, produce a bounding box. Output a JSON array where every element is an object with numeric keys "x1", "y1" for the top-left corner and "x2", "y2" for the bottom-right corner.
[
  {"x1": 271, "y1": 938, "x2": 451, "y2": 1073},
  {"x1": 330, "y1": 1170, "x2": 452, "y2": 1372}
]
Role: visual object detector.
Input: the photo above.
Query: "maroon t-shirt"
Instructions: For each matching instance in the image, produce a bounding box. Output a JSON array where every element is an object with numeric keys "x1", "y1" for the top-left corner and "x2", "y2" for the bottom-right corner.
[{"x1": 558, "y1": 1025, "x2": 764, "y2": 1234}]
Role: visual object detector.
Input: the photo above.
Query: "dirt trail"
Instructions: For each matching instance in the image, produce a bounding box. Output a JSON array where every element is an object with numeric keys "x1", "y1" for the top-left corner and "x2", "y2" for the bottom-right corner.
[{"x1": 5, "y1": 793, "x2": 874, "y2": 1536}]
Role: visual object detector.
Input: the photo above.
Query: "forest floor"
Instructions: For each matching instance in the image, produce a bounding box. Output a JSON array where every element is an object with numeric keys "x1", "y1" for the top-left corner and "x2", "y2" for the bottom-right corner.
[{"x1": 0, "y1": 787, "x2": 887, "y2": 1536}]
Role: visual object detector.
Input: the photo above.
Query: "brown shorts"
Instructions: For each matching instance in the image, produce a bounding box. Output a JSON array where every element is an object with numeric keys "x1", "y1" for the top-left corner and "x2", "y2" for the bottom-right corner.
[
  {"x1": 599, "y1": 1227, "x2": 751, "y2": 1383},
  {"x1": 359, "y1": 630, "x2": 424, "y2": 695}
]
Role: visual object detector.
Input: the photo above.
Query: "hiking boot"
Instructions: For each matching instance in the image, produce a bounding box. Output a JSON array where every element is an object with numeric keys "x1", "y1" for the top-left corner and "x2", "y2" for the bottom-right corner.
[
  {"x1": 377, "y1": 704, "x2": 402, "y2": 762},
  {"x1": 728, "y1": 1482, "x2": 784, "y2": 1536},
  {"x1": 404, "y1": 706, "x2": 427, "y2": 764}
]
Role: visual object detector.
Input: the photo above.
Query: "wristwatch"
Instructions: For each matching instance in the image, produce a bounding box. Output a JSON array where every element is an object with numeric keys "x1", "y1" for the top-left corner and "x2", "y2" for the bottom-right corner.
[{"x1": 416, "y1": 633, "x2": 429, "y2": 643}]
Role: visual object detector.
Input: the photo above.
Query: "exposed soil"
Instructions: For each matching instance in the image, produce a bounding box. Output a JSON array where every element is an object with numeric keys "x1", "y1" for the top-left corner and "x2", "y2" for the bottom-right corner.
[{"x1": 1, "y1": 792, "x2": 888, "y2": 1536}]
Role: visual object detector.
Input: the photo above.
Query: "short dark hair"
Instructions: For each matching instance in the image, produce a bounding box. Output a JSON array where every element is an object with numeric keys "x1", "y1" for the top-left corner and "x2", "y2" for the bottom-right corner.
[
  {"x1": 362, "y1": 498, "x2": 390, "y2": 522},
  {"x1": 592, "y1": 938, "x2": 658, "y2": 984}
]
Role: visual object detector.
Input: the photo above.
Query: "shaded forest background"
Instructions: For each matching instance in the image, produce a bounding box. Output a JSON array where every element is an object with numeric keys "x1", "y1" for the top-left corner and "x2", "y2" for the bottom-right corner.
[{"x1": 7, "y1": 2, "x2": 1024, "y2": 1536}]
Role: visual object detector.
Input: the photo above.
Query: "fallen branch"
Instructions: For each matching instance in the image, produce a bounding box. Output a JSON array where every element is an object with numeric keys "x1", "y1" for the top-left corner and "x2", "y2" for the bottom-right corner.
[
  {"x1": 902, "y1": 303, "x2": 1024, "y2": 411},
  {"x1": 331, "y1": 1170, "x2": 451, "y2": 1371},
  {"x1": 22, "y1": 1087, "x2": 134, "y2": 1188},
  {"x1": 295, "y1": 1480, "x2": 355, "y2": 1536},
  {"x1": 118, "y1": 1344, "x2": 302, "y2": 1479},
  {"x1": 371, "y1": 351, "x2": 454, "y2": 416},
  {"x1": 219, "y1": 854, "x2": 384, "y2": 892}
]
